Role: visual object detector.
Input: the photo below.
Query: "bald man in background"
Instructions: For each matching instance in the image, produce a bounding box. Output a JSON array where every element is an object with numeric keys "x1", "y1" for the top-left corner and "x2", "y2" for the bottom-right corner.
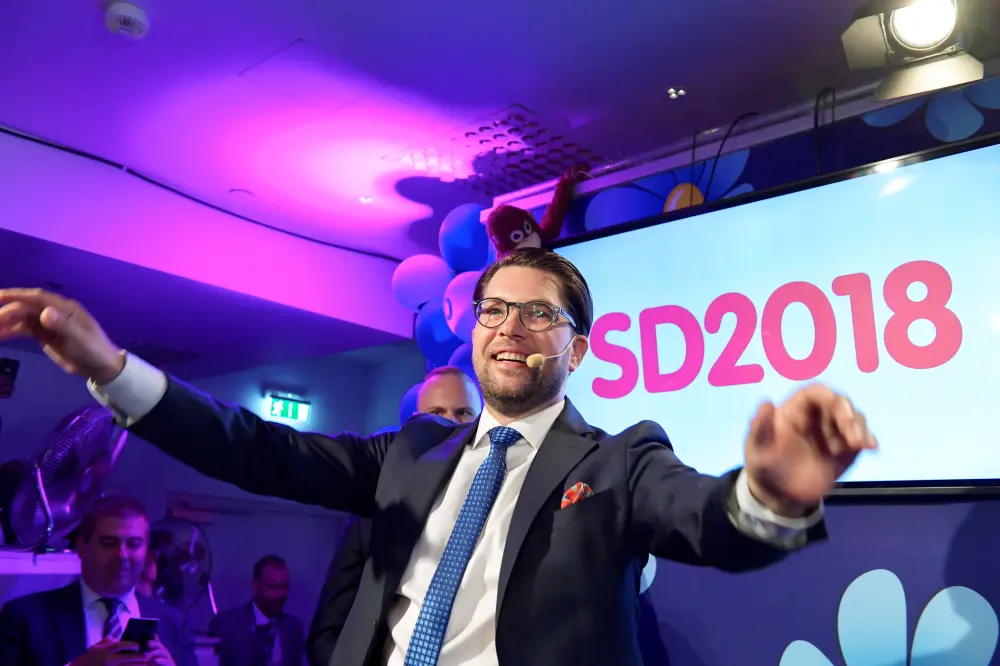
[{"x1": 307, "y1": 366, "x2": 481, "y2": 666}]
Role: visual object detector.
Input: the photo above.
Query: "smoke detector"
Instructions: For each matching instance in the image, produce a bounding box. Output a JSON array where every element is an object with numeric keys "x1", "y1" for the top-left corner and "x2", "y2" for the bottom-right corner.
[{"x1": 105, "y1": 1, "x2": 149, "y2": 40}]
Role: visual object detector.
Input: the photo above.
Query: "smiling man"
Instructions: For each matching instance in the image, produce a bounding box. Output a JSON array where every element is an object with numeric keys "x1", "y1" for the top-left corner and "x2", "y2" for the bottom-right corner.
[
  {"x1": 0, "y1": 495, "x2": 196, "y2": 666},
  {"x1": 0, "y1": 247, "x2": 876, "y2": 666}
]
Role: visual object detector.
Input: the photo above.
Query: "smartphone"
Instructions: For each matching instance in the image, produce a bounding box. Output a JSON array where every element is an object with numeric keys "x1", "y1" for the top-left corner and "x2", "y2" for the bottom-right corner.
[{"x1": 119, "y1": 617, "x2": 158, "y2": 653}]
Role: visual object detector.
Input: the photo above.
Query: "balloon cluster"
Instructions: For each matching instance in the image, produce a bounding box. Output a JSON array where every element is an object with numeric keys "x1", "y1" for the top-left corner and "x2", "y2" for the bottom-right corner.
[{"x1": 391, "y1": 203, "x2": 497, "y2": 420}]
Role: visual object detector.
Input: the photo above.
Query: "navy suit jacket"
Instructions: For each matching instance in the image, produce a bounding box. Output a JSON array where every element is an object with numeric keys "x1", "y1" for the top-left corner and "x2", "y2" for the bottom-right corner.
[
  {"x1": 127, "y1": 377, "x2": 826, "y2": 666},
  {"x1": 0, "y1": 580, "x2": 196, "y2": 666},
  {"x1": 210, "y1": 602, "x2": 304, "y2": 666},
  {"x1": 306, "y1": 515, "x2": 371, "y2": 666}
]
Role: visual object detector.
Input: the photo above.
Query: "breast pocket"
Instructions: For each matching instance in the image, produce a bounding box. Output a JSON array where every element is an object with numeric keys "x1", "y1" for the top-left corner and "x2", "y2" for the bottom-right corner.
[{"x1": 550, "y1": 489, "x2": 619, "y2": 532}]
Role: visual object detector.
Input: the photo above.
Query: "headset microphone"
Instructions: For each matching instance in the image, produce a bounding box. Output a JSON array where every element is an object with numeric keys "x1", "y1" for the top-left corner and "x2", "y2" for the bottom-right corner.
[{"x1": 526, "y1": 336, "x2": 578, "y2": 369}]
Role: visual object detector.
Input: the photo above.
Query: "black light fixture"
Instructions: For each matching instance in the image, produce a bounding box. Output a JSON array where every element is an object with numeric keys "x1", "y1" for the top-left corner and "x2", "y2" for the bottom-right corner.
[{"x1": 842, "y1": 0, "x2": 998, "y2": 100}]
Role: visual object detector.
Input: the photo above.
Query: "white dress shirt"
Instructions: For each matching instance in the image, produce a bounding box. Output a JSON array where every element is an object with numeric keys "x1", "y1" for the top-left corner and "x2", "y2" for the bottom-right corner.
[
  {"x1": 89, "y1": 353, "x2": 823, "y2": 666},
  {"x1": 252, "y1": 602, "x2": 282, "y2": 666},
  {"x1": 80, "y1": 579, "x2": 140, "y2": 648}
]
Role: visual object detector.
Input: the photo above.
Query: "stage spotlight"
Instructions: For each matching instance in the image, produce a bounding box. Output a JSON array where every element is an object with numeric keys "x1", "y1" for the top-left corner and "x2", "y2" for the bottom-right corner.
[
  {"x1": 890, "y1": 0, "x2": 957, "y2": 51},
  {"x1": 842, "y1": 0, "x2": 997, "y2": 101}
]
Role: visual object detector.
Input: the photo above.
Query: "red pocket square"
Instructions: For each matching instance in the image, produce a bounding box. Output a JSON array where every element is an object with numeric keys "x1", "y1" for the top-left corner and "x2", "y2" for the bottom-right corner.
[{"x1": 561, "y1": 482, "x2": 594, "y2": 509}]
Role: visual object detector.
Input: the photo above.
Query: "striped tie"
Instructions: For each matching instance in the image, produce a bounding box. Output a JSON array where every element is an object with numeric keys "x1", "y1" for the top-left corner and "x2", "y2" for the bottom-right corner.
[{"x1": 99, "y1": 597, "x2": 122, "y2": 639}]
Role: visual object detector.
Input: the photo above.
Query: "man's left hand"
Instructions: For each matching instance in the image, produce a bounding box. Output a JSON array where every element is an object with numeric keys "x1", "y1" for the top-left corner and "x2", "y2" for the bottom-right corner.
[
  {"x1": 743, "y1": 383, "x2": 877, "y2": 517},
  {"x1": 144, "y1": 640, "x2": 175, "y2": 666}
]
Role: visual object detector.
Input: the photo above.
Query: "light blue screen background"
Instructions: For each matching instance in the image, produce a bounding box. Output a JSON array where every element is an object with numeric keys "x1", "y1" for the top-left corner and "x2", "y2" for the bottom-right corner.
[{"x1": 558, "y1": 142, "x2": 1000, "y2": 483}]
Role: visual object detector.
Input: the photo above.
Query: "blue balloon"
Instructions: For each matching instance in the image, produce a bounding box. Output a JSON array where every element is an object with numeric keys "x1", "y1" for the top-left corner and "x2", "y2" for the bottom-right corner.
[
  {"x1": 482, "y1": 240, "x2": 498, "y2": 270},
  {"x1": 399, "y1": 382, "x2": 421, "y2": 424},
  {"x1": 415, "y1": 300, "x2": 463, "y2": 367},
  {"x1": 439, "y1": 203, "x2": 489, "y2": 274},
  {"x1": 442, "y1": 272, "x2": 481, "y2": 342},
  {"x1": 392, "y1": 254, "x2": 454, "y2": 311},
  {"x1": 583, "y1": 187, "x2": 663, "y2": 232},
  {"x1": 447, "y1": 342, "x2": 476, "y2": 383}
]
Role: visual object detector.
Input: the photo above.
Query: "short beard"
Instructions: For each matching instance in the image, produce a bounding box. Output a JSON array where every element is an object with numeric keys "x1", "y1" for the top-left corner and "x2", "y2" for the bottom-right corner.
[{"x1": 479, "y1": 359, "x2": 567, "y2": 418}]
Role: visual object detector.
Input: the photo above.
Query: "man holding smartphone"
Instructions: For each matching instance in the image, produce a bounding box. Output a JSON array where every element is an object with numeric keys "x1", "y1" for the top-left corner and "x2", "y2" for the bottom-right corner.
[{"x1": 0, "y1": 495, "x2": 196, "y2": 666}]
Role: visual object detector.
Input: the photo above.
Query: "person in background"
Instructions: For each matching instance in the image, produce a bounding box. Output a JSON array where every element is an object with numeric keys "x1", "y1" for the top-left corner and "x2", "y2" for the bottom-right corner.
[
  {"x1": 210, "y1": 555, "x2": 304, "y2": 666},
  {"x1": 306, "y1": 366, "x2": 482, "y2": 666},
  {"x1": 0, "y1": 495, "x2": 196, "y2": 666},
  {"x1": 0, "y1": 248, "x2": 876, "y2": 666}
]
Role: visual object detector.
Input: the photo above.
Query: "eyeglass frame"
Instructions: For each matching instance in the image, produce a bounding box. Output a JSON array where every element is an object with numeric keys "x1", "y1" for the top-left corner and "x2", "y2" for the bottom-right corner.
[{"x1": 472, "y1": 298, "x2": 577, "y2": 333}]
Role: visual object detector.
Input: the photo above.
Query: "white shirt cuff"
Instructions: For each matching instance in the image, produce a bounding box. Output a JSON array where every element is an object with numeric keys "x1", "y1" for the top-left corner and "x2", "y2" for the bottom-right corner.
[
  {"x1": 87, "y1": 353, "x2": 168, "y2": 426},
  {"x1": 730, "y1": 469, "x2": 823, "y2": 546}
]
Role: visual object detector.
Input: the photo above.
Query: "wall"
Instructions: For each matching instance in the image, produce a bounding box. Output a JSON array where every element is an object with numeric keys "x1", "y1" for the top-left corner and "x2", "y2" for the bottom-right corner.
[
  {"x1": 0, "y1": 131, "x2": 412, "y2": 338},
  {"x1": 0, "y1": 340, "x2": 426, "y2": 628}
]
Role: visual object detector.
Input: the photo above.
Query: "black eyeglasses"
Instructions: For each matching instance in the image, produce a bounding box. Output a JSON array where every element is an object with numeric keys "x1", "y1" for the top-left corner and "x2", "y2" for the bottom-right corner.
[{"x1": 474, "y1": 298, "x2": 576, "y2": 332}]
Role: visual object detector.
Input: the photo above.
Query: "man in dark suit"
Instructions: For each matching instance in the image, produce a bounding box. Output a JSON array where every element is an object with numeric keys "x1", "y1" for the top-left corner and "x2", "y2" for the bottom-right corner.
[
  {"x1": 0, "y1": 495, "x2": 196, "y2": 666},
  {"x1": 211, "y1": 554, "x2": 305, "y2": 666},
  {"x1": 307, "y1": 367, "x2": 482, "y2": 666},
  {"x1": 0, "y1": 248, "x2": 877, "y2": 666}
]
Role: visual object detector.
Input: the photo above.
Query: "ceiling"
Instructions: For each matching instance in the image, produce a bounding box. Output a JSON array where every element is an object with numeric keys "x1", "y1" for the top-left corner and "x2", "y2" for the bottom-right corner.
[
  {"x1": 0, "y1": 229, "x2": 406, "y2": 379},
  {"x1": 0, "y1": 0, "x2": 883, "y2": 261}
]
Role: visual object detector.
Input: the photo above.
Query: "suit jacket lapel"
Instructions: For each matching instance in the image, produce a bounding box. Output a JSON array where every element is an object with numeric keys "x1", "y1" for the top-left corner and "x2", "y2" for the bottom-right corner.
[
  {"x1": 377, "y1": 421, "x2": 476, "y2": 613},
  {"x1": 497, "y1": 400, "x2": 595, "y2": 613},
  {"x1": 54, "y1": 582, "x2": 86, "y2": 664}
]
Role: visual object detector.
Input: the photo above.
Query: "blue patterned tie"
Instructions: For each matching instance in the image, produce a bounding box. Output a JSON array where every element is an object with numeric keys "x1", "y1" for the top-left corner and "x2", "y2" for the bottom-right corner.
[{"x1": 404, "y1": 426, "x2": 521, "y2": 666}]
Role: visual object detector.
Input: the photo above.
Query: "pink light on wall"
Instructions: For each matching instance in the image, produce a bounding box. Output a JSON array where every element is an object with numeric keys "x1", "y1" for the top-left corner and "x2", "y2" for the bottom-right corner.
[{"x1": 0, "y1": 132, "x2": 413, "y2": 338}]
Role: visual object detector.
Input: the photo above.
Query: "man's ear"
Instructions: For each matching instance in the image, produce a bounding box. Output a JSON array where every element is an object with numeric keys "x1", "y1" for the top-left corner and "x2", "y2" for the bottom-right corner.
[{"x1": 568, "y1": 335, "x2": 589, "y2": 372}]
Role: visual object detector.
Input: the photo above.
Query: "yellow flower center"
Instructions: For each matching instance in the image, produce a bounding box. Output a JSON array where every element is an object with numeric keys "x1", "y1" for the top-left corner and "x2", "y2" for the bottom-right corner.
[{"x1": 664, "y1": 183, "x2": 705, "y2": 212}]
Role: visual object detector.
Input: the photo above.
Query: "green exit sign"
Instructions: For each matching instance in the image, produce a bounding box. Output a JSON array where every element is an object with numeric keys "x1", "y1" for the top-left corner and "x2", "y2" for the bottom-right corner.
[{"x1": 266, "y1": 395, "x2": 311, "y2": 422}]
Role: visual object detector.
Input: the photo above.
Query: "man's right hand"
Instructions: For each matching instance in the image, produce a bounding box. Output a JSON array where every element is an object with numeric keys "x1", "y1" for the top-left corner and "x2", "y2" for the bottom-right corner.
[
  {"x1": 70, "y1": 638, "x2": 150, "y2": 665},
  {"x1": 0, "y1": 288, "x2": 125, "y2": 384}
]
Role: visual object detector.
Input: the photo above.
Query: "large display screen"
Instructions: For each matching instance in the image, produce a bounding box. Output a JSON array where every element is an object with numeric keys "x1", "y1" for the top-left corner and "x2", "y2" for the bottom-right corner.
[{"x1": 557, "y1": 138, "x2": 1000, "y2": 487}]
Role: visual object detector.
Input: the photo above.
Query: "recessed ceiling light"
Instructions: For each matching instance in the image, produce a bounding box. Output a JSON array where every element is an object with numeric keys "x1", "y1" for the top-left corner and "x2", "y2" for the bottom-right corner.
[
  {"x1": 667, "y1": 87, "x2": 687, "y2": 100},
  {"x1": 228, "y1": 188, "x2": 254, "y2": 196},
  {"x1": 359, "y1": 196, "x2": 373, "y2": 204}
]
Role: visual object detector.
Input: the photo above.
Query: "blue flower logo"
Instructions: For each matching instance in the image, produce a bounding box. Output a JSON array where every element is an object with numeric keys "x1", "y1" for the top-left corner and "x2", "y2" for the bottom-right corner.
[
  {"x1": 639, "y1": 556, "x2": 656, "y2": 595},
  {"x1": 655, "y1": 147, "x2": 755, "y2": 212},
  {"x1": 862, "y1": 77, "x2": 1000, "y2": 143},
  {"x1": 581, "y1": 149, "x2": 754, "y2": 231},
  {"x1": 780, "y1": 569, "x2": 998, "y2": 665}
]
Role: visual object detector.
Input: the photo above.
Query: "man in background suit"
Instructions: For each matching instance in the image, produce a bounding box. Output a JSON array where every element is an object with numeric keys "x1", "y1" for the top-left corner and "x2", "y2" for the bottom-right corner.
[
  {"x1": 0, "y1": 495, "x2": 196, "y2": 666},
  {"x1": 211, "y1": 554, "x2": 305, "y2": 666},
  {"x1": 306, "y1": 367, "x2": 482, "y2": 666},
  {"x1": 0, "y1": 248, "x2": 877, "y2": 666}
]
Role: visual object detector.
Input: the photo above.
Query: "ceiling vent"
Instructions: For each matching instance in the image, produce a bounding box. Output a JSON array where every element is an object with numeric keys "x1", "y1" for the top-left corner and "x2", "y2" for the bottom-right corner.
[
  {"x1": 384, "y1": 105, "x2": 604, "y2": 199},
  {"x1": 105, "y1": 1, "x2": 149, "y2": 40},
  {"x1": 454, "y1": 105, "x2": 603, "y2": 198}
]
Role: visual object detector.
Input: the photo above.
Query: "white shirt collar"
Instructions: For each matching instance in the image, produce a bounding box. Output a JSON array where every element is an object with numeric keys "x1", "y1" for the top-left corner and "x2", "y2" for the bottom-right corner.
[
  {"x1": 79, "y1": 578, "x2": 140, "y2": 617},
  {"x1": 472, "y1": 399, "x2": 566, "y2": 450}
]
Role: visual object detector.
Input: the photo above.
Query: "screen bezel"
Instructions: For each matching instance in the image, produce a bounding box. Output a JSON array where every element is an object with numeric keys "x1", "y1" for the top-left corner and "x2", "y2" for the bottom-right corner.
[{"x1": 552, "y1": 129, "x2": 1000, "y2": 496}]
